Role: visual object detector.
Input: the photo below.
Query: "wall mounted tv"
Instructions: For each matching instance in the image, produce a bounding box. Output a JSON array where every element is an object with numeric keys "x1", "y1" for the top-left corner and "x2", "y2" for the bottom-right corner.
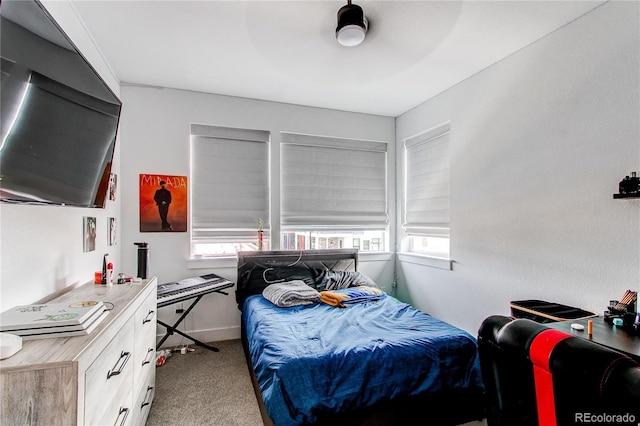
[{"x1": 0, "y1": 0, "x2": 122, "y2": 208}]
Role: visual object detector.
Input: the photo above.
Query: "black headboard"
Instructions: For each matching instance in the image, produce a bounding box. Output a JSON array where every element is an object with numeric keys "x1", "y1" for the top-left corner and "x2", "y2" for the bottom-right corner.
[{"x1": 236, "y1": 249, "x2": 358, "y2": 303}]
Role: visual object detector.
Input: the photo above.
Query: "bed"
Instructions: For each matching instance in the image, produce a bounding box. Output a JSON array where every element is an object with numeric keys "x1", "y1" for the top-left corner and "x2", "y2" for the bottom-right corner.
[{"x1": 236, "y1": 249, "x2": 485, "y2": 425}]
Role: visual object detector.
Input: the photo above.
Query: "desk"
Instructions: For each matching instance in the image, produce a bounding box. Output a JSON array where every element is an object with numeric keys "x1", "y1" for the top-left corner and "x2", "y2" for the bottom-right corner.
[{"x1": 547, "y1": 316, "x2": 640, "y2": 361}]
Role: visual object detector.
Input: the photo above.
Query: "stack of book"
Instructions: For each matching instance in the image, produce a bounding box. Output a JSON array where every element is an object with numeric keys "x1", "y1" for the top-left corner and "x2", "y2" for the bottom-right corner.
[{"x1": 0, "y1": 301, "x2": 109, "y2": 340}]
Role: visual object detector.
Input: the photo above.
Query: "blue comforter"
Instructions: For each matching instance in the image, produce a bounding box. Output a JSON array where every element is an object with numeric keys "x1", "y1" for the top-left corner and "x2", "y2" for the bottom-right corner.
[{"x1": 241, "y1": 294, "x2": 483, "y2": 425}]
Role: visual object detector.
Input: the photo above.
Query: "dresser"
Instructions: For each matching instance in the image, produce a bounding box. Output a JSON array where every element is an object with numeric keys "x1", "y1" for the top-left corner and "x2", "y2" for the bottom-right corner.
[{"x1": 0, "y1": 277, "x2": 157, "y2": 425}]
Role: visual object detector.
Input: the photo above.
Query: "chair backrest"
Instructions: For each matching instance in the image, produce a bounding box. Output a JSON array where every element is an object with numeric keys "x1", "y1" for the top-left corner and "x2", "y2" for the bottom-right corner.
[{"x1": 478, "y1": 315, "x2": 640, "y2": 426}]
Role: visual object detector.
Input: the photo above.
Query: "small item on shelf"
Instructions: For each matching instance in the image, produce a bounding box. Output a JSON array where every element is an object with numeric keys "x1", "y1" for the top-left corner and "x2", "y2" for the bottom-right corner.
[
  {"x1": 619, "y1": 175, "x2": 630, "y2": 194},
  {"x1": 604, "y1": 289, "x2": 637, "y2": 329},
  {"x1": 107, "y1": 262, "x2": 114, "y2": 285},
  {"x1": 617, "y1": 171, "x2": 640, "y2": 196}
]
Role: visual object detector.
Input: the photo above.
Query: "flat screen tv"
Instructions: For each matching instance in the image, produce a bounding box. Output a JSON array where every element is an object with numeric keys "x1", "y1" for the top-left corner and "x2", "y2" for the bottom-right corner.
[{"x1": 0, "y1": 0, "x2": 122, "y2": 208}]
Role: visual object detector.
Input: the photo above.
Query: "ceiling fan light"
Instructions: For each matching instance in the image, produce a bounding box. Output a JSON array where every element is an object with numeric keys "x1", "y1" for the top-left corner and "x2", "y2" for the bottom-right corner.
[
  {"x1": 337, "y1": 24, "x2": 366, "y2": 47},
  {"x1": 336, "y1": 2, "x2": 368, "y2": 47}
]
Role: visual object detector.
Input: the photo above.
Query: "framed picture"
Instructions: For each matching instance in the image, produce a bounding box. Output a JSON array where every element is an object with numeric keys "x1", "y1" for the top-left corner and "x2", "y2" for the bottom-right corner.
[
  {"x1": 108, "y1": 173, "x2": 118, "y2": 201},
  {"x1": 83, "y1": 216, "x2": 96, "y2": 252},
  {"x1": 108, "y1": 217, "x2": 117, "y2": 246},
  {"x1": 139, "y1": 174, "x2": 188, "y2": 232}
]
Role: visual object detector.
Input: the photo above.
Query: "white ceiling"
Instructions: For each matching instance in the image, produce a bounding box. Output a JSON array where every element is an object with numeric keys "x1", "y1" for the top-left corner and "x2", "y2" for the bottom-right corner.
[{"x1": 70, "y1": 0, "x2": 606, "y2": 117}]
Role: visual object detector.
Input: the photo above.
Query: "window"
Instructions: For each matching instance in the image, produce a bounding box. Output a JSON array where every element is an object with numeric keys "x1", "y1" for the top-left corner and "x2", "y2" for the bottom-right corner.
[
  {"x1": 190, "y1": 124, "x2": 269, "y2": 256},
  {"x1": 403, "y1": 122, "x2": 450, "y2": 258},
  {"x1": 280, "y1": 132, "x2": 388, "y2": 252},
  {"x1": 281, "y1": 230, "x2": 384, "y2": 251}
]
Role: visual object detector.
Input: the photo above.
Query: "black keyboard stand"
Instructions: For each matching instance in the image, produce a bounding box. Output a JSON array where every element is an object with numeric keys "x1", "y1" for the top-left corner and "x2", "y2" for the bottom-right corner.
[{"x1": 156, "y1": 285, "x2": 231, "y2": 352}]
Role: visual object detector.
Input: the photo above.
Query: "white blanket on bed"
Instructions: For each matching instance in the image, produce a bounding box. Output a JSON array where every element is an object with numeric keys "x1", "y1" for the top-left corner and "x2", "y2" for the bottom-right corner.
[{"x1": 263, "y1": 280, "x2": 321, "y2": 307}]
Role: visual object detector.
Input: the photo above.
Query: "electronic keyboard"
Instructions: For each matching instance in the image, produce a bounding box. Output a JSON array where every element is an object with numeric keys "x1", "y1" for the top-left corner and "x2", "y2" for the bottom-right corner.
[{"x1": 157, "y1": 273, "x2": 234, "y2": 307}]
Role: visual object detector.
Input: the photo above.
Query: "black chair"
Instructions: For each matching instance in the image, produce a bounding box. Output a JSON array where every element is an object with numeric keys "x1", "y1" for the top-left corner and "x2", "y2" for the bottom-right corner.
[{"x1": 478, "y1": 315, "x2": 640, "y2": 426}]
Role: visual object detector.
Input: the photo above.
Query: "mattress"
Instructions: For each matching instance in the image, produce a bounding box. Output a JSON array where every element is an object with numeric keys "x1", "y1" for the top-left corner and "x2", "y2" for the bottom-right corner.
[{"x1": 240, "y1": 293, "x2": 483, "y2": 426}]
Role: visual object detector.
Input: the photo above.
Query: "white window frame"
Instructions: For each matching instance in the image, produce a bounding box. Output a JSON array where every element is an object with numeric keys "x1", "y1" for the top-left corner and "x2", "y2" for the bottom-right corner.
[
  {"x1": 401, "y1": 122, "x2": 451, "y2": 268},
  {"x1": 190, "y1": 123, "x2": 270, "y2": 258},
  {"x1": 280, "y1": 132, "x2": 389, "y2": 252}
]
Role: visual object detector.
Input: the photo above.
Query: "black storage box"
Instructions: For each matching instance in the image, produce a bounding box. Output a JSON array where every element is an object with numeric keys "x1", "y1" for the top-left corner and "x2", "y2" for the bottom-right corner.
[{"x1": 510, "y1": 299, "x2": 598, "y2": 323}]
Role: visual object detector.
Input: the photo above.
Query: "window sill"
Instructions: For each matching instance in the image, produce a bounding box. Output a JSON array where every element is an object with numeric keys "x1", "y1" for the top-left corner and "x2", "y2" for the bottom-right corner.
[
  {"x1": 358, "y1": 251, "x2": 393, "y2": 262},
  {"x1": 397, "y1": 252, "x2": 452, "y2": 271}
]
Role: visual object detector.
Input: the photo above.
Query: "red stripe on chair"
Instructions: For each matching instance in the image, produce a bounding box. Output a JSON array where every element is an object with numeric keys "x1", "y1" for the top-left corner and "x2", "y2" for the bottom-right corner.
[{"x1": 530, "y1": 329, "x2": 572, "y2": 426}]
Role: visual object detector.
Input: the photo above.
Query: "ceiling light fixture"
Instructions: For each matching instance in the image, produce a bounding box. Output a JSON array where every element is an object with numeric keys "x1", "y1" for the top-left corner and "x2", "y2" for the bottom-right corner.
[{"x1": 336, "y1": 0, "x2": 368, "y2": 47}]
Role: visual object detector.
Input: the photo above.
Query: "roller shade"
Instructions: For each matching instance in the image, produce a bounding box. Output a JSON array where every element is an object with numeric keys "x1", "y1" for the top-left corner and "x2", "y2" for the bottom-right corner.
[
  {"x1": 403, "y1": 123, "x2": 450, "y2": 237},
  {"x1": 190, "y1": 124, "x2": 269, "y2": 240},
  {"x1": 280, "y1": 132, "x2": 388, "y2": 230}
]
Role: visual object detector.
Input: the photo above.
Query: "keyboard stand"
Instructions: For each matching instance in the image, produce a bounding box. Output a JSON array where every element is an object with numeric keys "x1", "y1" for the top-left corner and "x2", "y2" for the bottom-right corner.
[{"x1": 156, "y1": 286, "x2": 231, "y2": 352}]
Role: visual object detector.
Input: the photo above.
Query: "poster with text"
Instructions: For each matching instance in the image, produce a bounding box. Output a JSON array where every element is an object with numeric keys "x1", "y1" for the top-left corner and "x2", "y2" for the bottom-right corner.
[{"x1": 139, "y1": 174, "x2": 187, "y2": 232}]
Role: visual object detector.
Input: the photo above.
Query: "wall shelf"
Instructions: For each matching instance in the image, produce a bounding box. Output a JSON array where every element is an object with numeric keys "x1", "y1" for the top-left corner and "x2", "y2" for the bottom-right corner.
[{"x1": 613, "y1": 194, "x2": 640, "y2": 199}]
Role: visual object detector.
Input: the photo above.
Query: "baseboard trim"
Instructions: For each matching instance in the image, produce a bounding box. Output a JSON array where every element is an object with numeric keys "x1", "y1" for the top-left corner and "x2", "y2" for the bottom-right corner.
[{"x1": 156, "y1": 325, "x2": 241, "y2": 349}]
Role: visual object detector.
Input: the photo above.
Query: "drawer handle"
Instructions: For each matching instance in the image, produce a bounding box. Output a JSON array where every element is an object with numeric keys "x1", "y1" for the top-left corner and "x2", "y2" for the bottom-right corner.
[
  {"x1": 142, "y1": 310, "x2": 155, "y2": 324},
  {"x1": 114, "y1": 407, "x2": 129, "y2": 426},
  {"x1": 141, "y1": 386, "x2": 154, "y2": 409},
  {"x1": 107, "y1": 351, "x2": 131, "y2": 380},
  {"x1": 142, "y1": 348, "x2": 154, "y2": 366}
]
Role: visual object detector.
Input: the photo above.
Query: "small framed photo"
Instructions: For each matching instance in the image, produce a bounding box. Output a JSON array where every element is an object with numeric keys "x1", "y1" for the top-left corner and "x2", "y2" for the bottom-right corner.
[
  {"x1": 108, "y1": 217, "x2": 117, "y2": 246},
  {"x1": 83, "y1": 216, "x2": 96, "y2": 252},
  {"x1": 108, "y1": 173, "x2": 118, "y2": 201}
]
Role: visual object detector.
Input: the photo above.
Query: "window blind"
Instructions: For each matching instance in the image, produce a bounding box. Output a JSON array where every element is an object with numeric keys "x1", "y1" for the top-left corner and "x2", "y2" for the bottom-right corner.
[
  {"x1": 280, "y1": 132, "x2": 388, "y2": 230},
  {"x1": 403, "y1": 123, "x2": 450, "y2": 237},
  {"x1": 190, "y1": 124, "x2": 269, "y2": 241}
]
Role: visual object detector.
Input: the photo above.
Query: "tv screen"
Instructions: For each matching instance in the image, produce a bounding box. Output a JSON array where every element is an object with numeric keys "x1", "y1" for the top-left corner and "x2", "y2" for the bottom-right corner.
[{"x1": 0, "y1": 0, "x2": 122, "y2": 208}]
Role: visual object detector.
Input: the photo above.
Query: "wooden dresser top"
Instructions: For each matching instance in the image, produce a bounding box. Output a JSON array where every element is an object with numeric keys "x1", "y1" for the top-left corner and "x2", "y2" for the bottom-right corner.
[{"x1": 0, "y1": 278, "x2": 156, "y2": 372}]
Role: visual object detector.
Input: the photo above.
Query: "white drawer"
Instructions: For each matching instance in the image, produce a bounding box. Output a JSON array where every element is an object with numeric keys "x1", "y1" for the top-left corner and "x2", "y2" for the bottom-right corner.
[
  {"x1": 134, "y1": 290, "x2": 156, "y2": 339},
  {"x1": 96, "y1": 388, "x2": 134, "y2": 426},
  {"x1": 133, "y1": 291, "x2": 157, "y2": 389},
  {"x1": 133, "y1": 367, "x2": 156, "y2": 426},
  {"x1": 85, "y1": 322, "x2": 135, "y2": 425},
  {"x1": 134, "y1": 343, "x2": 155, "y2": 391}
]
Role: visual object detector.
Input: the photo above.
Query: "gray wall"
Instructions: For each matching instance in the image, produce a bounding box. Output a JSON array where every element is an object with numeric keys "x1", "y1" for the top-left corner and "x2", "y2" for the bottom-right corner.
[
  {"x1": 395, "y1": 0, "x2": 640, "y2": 334},
  {"x1": 117, "y1": 86, "x2": 396, "y2": 344}
]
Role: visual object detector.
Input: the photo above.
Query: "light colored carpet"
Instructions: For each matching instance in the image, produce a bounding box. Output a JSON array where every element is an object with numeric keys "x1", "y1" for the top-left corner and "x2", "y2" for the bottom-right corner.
[
  {"x1": 146, "y1": 339, "x2": 263, "y2": 426},
  {"x1": 146, "y1": 338, "x2": 488, "y2": 426}
]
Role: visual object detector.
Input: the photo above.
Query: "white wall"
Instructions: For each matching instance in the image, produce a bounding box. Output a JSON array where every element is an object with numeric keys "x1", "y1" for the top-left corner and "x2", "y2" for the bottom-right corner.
[
  {"x1": 4, "y1": 0, "x2": 637, "y2": 346},
  {"x1": 117, "y1": 86, "x2": 396, "y2": 345},
  {"x1": 0, "y1": 0, "x2": 122, "y2": 311},
  {"x1": 395, "y1": 1, "x2": 640, "y2": 335}
]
